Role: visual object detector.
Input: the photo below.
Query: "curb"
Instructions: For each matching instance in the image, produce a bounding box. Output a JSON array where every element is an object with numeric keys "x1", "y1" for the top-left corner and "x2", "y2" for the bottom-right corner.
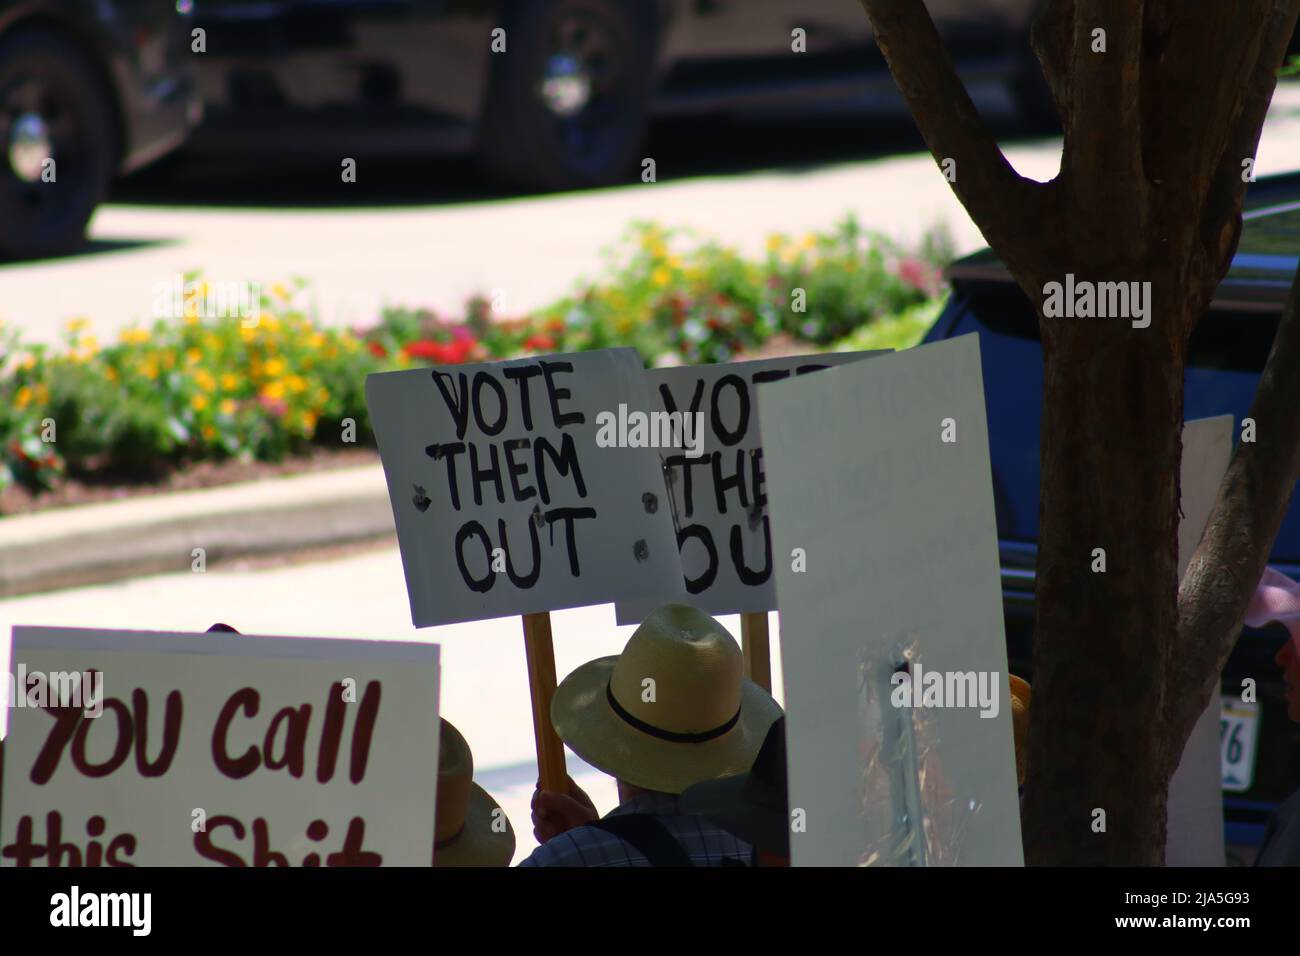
[{"x1": 0, "y1": 465, "x2": 395, "y2": 599}]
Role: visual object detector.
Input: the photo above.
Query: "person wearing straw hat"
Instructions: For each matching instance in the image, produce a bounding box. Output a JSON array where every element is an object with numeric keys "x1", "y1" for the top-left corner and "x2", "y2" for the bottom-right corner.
[
  {"x1": 434, "y1": 718, "x2": 515, "y2": 867},
  {"x1": 1243, "y1": 567, "x2": 1300, "y2": 866},
  {"x1": 519, "y1": 603, "x2": 783, "y2": 867}
]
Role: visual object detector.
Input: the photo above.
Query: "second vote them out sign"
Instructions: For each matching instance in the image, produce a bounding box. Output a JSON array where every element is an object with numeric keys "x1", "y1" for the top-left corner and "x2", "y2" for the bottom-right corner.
[
  {"x1": 0, "y1": 626, "x2": 440, "y2": 867},
  {"x1": 366, "y1": 348, "x2": 687, "y2": 627},
  {"x1": 615, "y1": 352, "x2": 881, "y2": 622}
]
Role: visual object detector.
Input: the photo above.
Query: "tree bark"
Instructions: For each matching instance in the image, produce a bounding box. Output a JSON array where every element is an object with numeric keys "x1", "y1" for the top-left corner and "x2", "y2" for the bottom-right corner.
[{"x1": 858, "y1": 0, "x2": 1300, "y2": 864}]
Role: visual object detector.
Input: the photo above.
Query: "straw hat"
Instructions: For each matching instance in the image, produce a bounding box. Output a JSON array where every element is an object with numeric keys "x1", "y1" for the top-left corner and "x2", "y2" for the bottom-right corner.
[
  {"x1": 1009, "y1": 675, "x2": 1031, "y2": 787},
  {"x1": 550, "y1": 604, "x2": 783, "y2": 795},
  {"x1": 433, "y1": 718, "x2": 515, "y2": 867}
]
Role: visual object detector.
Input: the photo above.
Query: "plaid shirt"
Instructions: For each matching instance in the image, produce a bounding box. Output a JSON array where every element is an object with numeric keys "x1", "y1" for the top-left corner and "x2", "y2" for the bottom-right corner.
[{"x1": 517, "y1": 792, "x2": 753, "y2": 867}]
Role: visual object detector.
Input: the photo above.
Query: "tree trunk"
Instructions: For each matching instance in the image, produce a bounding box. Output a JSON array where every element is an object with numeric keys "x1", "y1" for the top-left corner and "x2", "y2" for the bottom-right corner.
[
  {"x1": 858, "y1": 0, "x2": 1300, "y2": 864},
  {"x1": 1024, "y1": 276, "x2": 1188, "y2": 864}
]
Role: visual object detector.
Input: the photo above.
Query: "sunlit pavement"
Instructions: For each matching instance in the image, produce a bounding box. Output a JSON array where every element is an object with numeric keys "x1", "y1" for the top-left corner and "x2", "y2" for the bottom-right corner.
[
  {"x1": 3, "y1": 84, "x2": 1298, "y2": 347},
  {"x1": 0, "y1": 544, "x2": 787, "y2": 863}
]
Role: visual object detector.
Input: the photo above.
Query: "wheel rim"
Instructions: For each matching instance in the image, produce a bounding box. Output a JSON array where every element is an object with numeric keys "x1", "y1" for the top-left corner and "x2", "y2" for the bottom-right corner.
[
  {"x1": 0, "y1": 70, "x2": 98, "y2": 242},
  {"x1": 536, "y1": 8, "x2": 638, "y2": 173}
]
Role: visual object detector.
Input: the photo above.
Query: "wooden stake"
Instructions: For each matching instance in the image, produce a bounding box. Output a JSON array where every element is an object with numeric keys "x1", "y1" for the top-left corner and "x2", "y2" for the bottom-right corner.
[
  {"x1": 740, "y1": 611, "x2": 772, "y2": 693},
  {"x1": 522, "y1": 611, "x2": 568, "y2": 792}
]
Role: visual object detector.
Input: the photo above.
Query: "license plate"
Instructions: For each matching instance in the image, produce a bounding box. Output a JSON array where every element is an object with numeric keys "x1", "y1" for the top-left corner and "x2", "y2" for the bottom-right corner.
[{"x1": 1220, "y1": 699, "x2": 1260, "y2": 793}]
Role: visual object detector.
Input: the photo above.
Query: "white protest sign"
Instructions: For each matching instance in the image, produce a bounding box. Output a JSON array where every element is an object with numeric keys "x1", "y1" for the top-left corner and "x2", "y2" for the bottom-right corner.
[
  {"x1": 366, "y1": 348, "x2": 687, "y2": 627},
  {"x1": 614, "y1": 352, "x2": 882, "y2": 623},
  {"x1": 1166, "y1": 414, "x2": 1233, "y2": 866},
  {"x1": 1, "y1": 626, "x2": 439, "y2": 867},
  {"x1": 762, "y1": 334, "x2": 1023, "y2": 866}
]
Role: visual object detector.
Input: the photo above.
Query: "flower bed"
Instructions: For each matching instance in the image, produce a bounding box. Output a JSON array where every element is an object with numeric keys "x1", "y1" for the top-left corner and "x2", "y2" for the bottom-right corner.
[{"x1": 0, "y1": 218, "x2": 951, "y2": 502}]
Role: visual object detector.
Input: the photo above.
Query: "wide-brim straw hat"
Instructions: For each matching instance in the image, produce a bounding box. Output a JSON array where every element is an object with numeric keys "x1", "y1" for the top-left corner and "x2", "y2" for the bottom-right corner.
[
  {"x1": 551, "y1": 604, "x2": 783, "y2": 795},
  {"x1": 433, "y1": 719, "x2": 515, "y2": 867}
]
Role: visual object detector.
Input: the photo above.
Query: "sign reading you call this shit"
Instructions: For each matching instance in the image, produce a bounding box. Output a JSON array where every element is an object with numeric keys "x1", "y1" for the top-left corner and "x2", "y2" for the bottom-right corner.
[
  {"x1": 366, "y1": 348, "x2": 687, "y2": 627},
  {"x1": 0, "y1": 626, "x2": 440, "y2": 867}
]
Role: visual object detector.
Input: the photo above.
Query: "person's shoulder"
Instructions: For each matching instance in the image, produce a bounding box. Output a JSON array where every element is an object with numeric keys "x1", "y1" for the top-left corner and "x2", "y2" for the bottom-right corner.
[{"x1": 515, "y1": 824, "x2": 614, "y2": 867}]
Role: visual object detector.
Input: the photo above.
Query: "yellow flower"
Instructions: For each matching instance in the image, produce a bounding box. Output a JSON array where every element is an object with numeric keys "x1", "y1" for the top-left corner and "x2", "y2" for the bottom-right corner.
[
  {"x1": 219, "y1": 398, "x2": 236, "y2": 416},
  {"x1": 765, "y1": 234, "x2": 786, "y2": 254},
  {"x1": 301, "y1": 411, "x2": 318, "y2": 433},
  {"x1": 105, "y1": 367, "x2": 119, "y2": 383},
  {"x1": 308, "y1": 332, "x2": 326, "y2": 350},
  {"x1": 261, "y1": 380, "x2": 286, "y2": 400},
  {"x1": 65, "y1": 317, "x2": 90, "y2": 335},
  {"x1": 220, "y1": 372, "x2": 239, "y2": 391},
  {"x1": 186, "y1": 348, "x2": 203, "y2": 366},
  {"x1": 240, "y1": 325, "x2": 258, "y2": 343},
  {"x1": 195, "y1": 369, "x2": 216, "y2": 392},
  {"x1": 18, "y1": 354, "x2": 36, "y2": 371},
  {"x1": 264, "y1": 357, "x2": 286, "y2": 377},
  {"x1": 285, "y1": 374, "x2": 307, "y2": 394},
  {"x1": 271, "y1": 282, "x2": 290, "y2": 301},
  {"x1": 119, "y1": 328, "x2": 150, "y2": 345},
  {"x1": 32, "y1": 384, "x2": 49, "y2": 406},
  {"x1": 651, "y1": 267, "x2": 672, "y2": 288},
  {"x1": 799, "y1": 232, "x2": 817, "y2": 251},
  {"x1": 201, "y1": 424, "x2": 216, "y2": 441},
  {"x1": 141, "y1": 359, "x2": 159, "y2": 380},
  {"x1": 162, "y1": 352, "x2": 175, "y2": 370},
  {"x1": 15, "y1": 385, "x2": 32, "y2": 409},
  {"x1": 184, "y1": 314, "x2": 200, "y2": 327},
  {"x1": 191, "y1": 394, "x2": 209, "y2": 411}
]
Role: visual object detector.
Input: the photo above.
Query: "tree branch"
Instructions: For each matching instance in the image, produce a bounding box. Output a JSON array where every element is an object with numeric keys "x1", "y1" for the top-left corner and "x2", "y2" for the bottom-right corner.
[
  {"x1": 1172, "y1": 258, "x2": 1300, "y2": 748},
  {"x1": 1030, "y1": 0, "x2": 1075, "y2": 130},
  {"x1": 858, "y1": 0, "x2": 1055, "y2": 278},
  {"x1": 1197, "y1": 0, "x2": 1300, "y2": 291},
  {"x1": 1066, "y1": 0, "x2": 1146, "y2": 252}
]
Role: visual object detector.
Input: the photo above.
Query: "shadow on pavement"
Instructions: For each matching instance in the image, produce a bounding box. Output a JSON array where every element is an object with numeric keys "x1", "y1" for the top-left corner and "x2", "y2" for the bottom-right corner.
[
  {"x1": 0, "y1": 237, "x2": 177, "y2": 268},
  {"x1": 111, "y1": 92, "x2": 1057, "y2": 209}
]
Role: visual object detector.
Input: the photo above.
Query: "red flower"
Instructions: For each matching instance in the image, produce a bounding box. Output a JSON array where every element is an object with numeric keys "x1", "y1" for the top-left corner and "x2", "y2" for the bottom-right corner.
[
  {"x1": 368, "y1": 341, "x2": 387, "y2": 358},
  {"x1": 402, "y1": 340, "x2": 443, "y2": 361},
  {"x1": 897, "y1": 257, "x2": 933, "y2": 293},
  {"x1": 524, "y1": 333, "x2": 556, "y2": 352},
  {"x1": 402, "y1": 333, "x2": 478, "y2": 365}
]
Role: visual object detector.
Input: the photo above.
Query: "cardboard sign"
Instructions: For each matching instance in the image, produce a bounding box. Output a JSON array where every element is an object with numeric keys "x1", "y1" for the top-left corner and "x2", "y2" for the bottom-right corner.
[
  {"x1": 762, "y1": 334, "x2": 1023, "y2": 866},
  {"x1": 614, "y1": 352, "x2": 881, "y2": 622},
  {"x1": 1166, "y1": 415, "x2": 1233, "y2": 866},
  {"x1": 366, "y1": 349, "x2": 687, "y2": 627},
  {"x1": 1, "y1": 626, "x2": 439, "y2": 867}
]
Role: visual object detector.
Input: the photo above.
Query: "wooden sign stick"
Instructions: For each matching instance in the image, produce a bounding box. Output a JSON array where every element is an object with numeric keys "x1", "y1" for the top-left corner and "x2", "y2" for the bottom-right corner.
[
  {"x1": 740, "y1": 611, "x2": 772, "y2": 693},
  {"x1": 522, "y1": 611, "x2": 568, "y2": 792}
]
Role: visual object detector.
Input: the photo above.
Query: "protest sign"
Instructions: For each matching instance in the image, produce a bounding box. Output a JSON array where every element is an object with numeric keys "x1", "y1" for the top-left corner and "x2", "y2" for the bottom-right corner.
[
  {"x1": 366, "y1": 348, "x2": 686, "y2": 627},
  {"x1": 366, "y1": 347, "x2": 686, "y2": 789},
  {"x1": 614, "y1": 353, "x2": 881, "y2": 628},
  {"x1": 762, "y1": 334, "x2": 1023, "y2": 866},
  {"x1": 1, "y1": 626, "x2": 440, "y2": 867},
  {"x1": 1166, "y1": 415, "x2": 1233, "y2": 866}
]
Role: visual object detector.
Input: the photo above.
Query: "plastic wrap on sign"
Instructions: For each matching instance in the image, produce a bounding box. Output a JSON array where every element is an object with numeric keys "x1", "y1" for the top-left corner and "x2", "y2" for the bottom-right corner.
[{"x1": 855, "y1": 637, "x2": 981, "y2": 867}]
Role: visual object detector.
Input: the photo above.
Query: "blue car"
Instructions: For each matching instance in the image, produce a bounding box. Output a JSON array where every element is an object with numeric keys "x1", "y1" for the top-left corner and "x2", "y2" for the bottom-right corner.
[{"x1": 922, "y1": 172, "x2": 1300, "y2": 862}]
